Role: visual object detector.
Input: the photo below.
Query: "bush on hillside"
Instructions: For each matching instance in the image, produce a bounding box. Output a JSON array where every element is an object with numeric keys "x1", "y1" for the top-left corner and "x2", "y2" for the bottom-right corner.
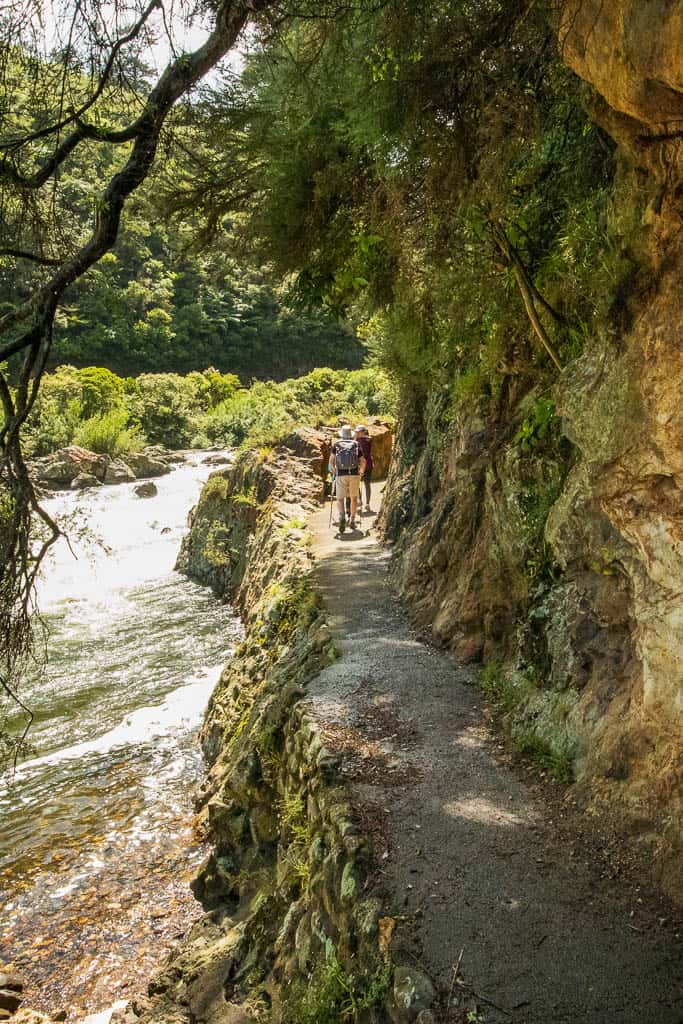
[
  {"x1": 23, "y1": 365, "x2": 396, "y2": 456},
  {"x1": 73, "y1": 408, "x2": 145, "y2": 456}
]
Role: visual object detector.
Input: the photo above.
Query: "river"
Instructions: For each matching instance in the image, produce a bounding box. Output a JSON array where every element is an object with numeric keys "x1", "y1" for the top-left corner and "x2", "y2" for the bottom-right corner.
[{"x1": 0, "y1": 453, "x2": 240, "y2": 1018}]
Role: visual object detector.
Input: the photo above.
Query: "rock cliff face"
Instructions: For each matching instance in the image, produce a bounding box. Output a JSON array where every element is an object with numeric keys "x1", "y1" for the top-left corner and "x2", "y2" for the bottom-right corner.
[{"x1": 381, "y1": 4, "x2": 683, "y2": 903}]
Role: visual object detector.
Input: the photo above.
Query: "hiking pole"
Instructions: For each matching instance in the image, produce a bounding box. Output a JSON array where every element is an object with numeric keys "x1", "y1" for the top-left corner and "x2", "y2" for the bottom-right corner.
[{"x1": 328, "y1": 474, "x2": 335, "y2": 528}]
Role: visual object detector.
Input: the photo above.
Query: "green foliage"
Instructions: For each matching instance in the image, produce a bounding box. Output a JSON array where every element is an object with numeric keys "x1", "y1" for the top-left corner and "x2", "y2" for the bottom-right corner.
[
  {"x1": 24, "y1": 365, "x2": 135, "y2": 455},
  {"x1": 26, "y1": 397, "x2": 84, "y2": 456},
  {"x1": 480, "y1": 662, "x2": 575, "y2": 783},
  {"x1": 515, "y1": 399, "x2": 557, "y2": 452},
  {"x1": 232, "y1": 489, "x2": 257, "y2": 508},
  {"x1": 23, "y1": 365, "x2": 395, "y2": 457},
  {"x1": 283, "y1": 955, "x2": 392, "y2": 1024},
  {"x1": 0, "y1": 53, "x2": 366, "y2": 383},
  {"x1": 279, "y1": 792, "x2": 312, "y2": 846},
  {"x1": 164, "y1": 1, "x2": 644, "y2": 441},
  {"x1": 511, "y1": 727, "x2": 574, "y2": 784},
  {"x1": 73, "y1": 408, "x2": 144, "y2": 456},
  {"x1": 199, "y1": 367, "x2": 396, "y2": 449},
  {"x1": 124, "y1": 372, "x2": 201, "y2": 447}
]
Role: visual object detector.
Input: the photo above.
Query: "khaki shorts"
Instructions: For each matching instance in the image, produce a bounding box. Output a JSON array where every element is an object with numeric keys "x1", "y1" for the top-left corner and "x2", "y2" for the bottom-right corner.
[{"x1": 336, "y1": 474, "x2": 360, "y2": 500}]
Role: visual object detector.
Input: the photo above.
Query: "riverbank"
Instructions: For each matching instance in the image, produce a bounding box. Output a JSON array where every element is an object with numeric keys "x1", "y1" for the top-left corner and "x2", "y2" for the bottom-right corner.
[
  {"x1": 79, "y1": 427, "x2": 395, "y2": 1024},
  {"x1": 129, "y1": 427, "x2": 679, "y2": 1022},
  {"x1": 1, "y1": 454, "x2": 240, "y2": 1023}
]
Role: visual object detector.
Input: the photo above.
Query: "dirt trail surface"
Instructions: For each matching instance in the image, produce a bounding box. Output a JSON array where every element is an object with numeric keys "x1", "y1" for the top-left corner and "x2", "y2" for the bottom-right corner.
[{"x1": 307, "y1": 501, "x2": 683, "y2": 1024}]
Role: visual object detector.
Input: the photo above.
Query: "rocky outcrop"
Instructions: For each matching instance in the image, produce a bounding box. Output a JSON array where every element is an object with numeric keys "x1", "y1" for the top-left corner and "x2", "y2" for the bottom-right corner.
[
  {"x1": 125, "y1": 452, "x2": 172, "y2": 479},
  {"x1": 558, "y1": 1, "x2": 683, "y2": 133},
  {"x1": 29, "y1": 442, "x2": 181, "y2": 489},
  {"x1": 103, "y1": 459, "x2": 136, "y2": 485},
  {"x1": 70, "y1": 473, "x2": 102, "y2": 490},
  {"x1": 380, "y1": 5, "x2": 683, "y2": 904},
  {"x1": 32, "y1": 446, "x2": 108, "y2": 487},
  {"x1": 30, "y1": 445, "x2": 177, "y2": 490}
]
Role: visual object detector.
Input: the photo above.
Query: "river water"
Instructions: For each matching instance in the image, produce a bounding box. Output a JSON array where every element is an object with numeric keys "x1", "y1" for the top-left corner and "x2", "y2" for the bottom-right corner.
[{"x1": 0, "y1": 453, "x2": 240, "y2": 1017}]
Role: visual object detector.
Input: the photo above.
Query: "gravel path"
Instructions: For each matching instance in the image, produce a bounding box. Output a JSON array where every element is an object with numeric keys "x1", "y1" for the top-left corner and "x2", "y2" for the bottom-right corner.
[{"x1": 306, "y1": 502, "x2": 683, "y2": 1024}]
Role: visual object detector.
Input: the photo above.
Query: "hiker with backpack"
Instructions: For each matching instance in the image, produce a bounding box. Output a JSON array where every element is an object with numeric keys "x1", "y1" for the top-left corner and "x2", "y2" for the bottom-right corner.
[
  {"x1": 354, "y1": 424, "x2": 374, "y2": 513},
  {"x1": 330, "y1": 424, "x2": 366, "y2": 533}
]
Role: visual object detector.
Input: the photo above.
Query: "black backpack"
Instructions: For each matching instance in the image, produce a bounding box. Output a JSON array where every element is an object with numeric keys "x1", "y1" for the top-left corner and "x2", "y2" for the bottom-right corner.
[{"x1": 335, "y1": 440, "x2": 359, "y2": 472}]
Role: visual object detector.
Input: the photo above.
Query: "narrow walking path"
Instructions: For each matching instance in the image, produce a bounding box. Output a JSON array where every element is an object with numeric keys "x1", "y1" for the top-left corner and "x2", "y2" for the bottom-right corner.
[{"x1": 306, "y1": 503, "x2": 683, "y2": 1023}]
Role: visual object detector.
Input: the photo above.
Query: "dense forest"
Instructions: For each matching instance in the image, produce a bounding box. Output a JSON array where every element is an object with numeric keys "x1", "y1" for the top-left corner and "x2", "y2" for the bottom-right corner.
[{"x1": 0, "y1": 79, "x2": 363, "y2": 379}]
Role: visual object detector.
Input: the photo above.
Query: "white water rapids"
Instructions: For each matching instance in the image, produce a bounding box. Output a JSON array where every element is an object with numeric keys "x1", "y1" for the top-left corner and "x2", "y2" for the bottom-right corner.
[{"x1": 0, "y1": 452, "x2": 239, "y2": 1016}]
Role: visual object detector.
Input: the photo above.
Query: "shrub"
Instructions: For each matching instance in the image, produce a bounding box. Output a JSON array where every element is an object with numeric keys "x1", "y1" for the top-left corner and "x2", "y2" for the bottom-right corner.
[
  {"x1": 200, "y1": 366, "x2": 396, "y2": 449},
  {"x1": 124, "y1": 372, "x2": 199, "y2": 447},
  {"x1": 25, "y1": 396, "x2": 83, "y2": 456},
  {"x1": 23, "y1": 364, "x2": 395, "y2": 457},
  {"x1": 73, "y1": 408, "x2": 144, "y2": 456}
]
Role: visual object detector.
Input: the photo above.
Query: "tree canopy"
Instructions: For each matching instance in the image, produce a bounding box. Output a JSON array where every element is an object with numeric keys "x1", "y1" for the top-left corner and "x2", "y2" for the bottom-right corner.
[
  {"x1": 0, "y1": 0, "x2": 273, "y2": 761},
  {"x1": 0, "y1": 0, "x2": 640, "y2": 762}
]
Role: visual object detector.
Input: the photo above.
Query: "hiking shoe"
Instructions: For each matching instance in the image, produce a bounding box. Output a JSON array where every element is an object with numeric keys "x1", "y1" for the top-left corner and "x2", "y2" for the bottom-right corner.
[
  {"x1": 349, "y1": 518, "x2": 356, "y2": 530},
  {"x1": 339, "y1": 517, "x2": 346, "y2": 533}
]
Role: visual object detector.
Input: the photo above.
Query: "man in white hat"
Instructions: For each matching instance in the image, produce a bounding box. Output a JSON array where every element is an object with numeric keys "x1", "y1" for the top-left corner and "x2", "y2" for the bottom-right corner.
[{"x1": 330, "y1": 424, "x2": 366, "y2": 533}]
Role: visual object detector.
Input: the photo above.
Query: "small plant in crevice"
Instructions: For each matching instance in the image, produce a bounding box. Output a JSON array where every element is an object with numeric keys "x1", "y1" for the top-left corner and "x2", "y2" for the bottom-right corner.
[
  {"x1": 278, "y1": 791, "x2": 314, "y2": 891},
  {"x1": 514, "y1": 397, "x2": 556, "y2": 453},
  {"x1": 232, "y1": 487, "x2": 258, "y2": 508},
  {"x1": 282, "y1": 955, "x2": 392, "y2": 1024},
  {"x1": 511, "y1": 726, "x2": 575, "y2": 784},
  {"x1": 479, "y1": 661, "x2": 576, "y2": 784}
]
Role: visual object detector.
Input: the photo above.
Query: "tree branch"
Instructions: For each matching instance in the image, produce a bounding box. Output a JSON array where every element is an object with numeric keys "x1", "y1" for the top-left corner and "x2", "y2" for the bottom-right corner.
[
  {"x1": 0, "y1": 0, "x2": 162, "y2": 153},
  {"x1": 1, "y1": 0, "x2": 271, "y2": 357},
  {"x1": 490, "y1": 221, "x2": 563, "y2": 372},
  {"x1": 0, "y1": 247, "x2": 62, "y2": 266}
]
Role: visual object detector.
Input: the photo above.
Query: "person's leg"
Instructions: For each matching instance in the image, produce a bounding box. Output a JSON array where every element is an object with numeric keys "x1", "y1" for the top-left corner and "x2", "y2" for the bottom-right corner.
[
  {"x1": 337, "y1": 476, "x2": 348, "y2": 528},
  {"x1": 349, "y1": 475, "x2": 360, "y2": 527},
  {"x1": 364, "y1": 469, "x2": 372, "y2": 508}
]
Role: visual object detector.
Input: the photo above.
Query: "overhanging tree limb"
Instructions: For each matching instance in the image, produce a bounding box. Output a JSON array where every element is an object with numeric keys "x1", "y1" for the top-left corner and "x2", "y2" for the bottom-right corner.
[
  {"x1": 0, "y1": 0, "x2": 274, "y2": 768},
  {"x1": 2, "y1": 0, "x2": 272, "y2": 360},
  {"x1": 0, "y1": 0, "x2": 162, "y2": 154},
  {"x1": 490, "y1": 221, "x2": 563, "y2": 372}
]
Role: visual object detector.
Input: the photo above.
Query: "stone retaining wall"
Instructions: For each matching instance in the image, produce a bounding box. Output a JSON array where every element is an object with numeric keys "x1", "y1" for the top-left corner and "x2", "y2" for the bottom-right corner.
[{"x1": 119, "y1": 429, "x2": 431, "y2": 1024}]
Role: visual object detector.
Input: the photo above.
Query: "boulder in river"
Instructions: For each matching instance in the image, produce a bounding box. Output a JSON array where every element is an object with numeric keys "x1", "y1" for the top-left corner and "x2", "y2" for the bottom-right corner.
[
  {"x1": 202, "y1": 453, "x2": 232, "y2": 467},
  {"x1": 142, "y1": 444, "x2": 184, "y2": 465},
  {"x1": 134, "y1": 481, "x2": 158, "y2": 498},
  {"x1": 103, "y1": 459, "x2": 136, "y2": 485},
  {"x1": 70, "y1": 473, "x2": 102, "y2": 491},
  {"x1": 124, "y1": 452, "x2": 171, "y2": 478},
  {"x1": 32, "y1": 445, "x2": 108, "y2": 487}
]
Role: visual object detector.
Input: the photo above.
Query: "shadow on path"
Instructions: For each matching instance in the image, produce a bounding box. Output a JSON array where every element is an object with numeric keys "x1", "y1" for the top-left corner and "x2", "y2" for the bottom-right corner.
[{"x1": 306, "y1": 503, "x2": 683, "y2": 1024}]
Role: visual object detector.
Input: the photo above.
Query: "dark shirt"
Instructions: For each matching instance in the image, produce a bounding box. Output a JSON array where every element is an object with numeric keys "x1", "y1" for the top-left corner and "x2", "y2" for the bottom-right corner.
[{"x1": 356, "y1": 435, "x2": 373, "y2": 472}]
